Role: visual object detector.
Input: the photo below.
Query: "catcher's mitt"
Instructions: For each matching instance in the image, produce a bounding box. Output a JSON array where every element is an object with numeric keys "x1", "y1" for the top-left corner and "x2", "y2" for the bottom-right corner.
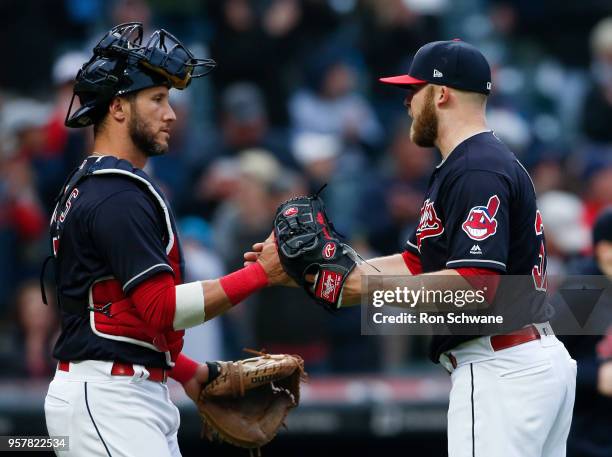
[
  {"x1": 274, "y1": 191, "x2": 359, "y2": 310},
  {"x1": 197, "y1": 352, "x2": 305, "y2": 451}
]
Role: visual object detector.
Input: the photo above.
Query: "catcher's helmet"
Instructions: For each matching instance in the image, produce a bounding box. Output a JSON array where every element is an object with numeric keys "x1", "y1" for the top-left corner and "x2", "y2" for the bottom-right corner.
[{"x1": 65, "y1": 22, "x2": 216, "y2": 128}]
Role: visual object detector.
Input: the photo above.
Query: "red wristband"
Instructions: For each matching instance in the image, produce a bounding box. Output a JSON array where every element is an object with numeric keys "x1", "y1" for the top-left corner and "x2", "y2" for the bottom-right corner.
[
  {"x1": 169, "y1": 353, "x2": 199, "y2": 385},
  {"x1": 219, "y1": 262, "x2": 269, "y2": 305}
]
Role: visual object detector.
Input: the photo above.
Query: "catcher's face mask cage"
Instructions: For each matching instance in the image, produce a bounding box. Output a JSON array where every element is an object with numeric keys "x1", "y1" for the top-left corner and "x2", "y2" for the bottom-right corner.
[{"x1": 65, "y1": 22, "x2": 216, "y2": 128}]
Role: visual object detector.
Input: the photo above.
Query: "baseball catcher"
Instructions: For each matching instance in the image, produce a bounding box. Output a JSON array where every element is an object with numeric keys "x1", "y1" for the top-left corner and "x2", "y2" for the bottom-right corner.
[{"x1": 44, "y1": 21, "x2": 306, "y2": 457}]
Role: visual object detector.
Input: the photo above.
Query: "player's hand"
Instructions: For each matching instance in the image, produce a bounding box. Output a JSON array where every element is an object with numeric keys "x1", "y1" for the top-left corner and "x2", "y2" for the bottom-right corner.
[
  {"x1": 182, "y1": 363, "x2": 209, "y2": 402},
  {"x1": 243, "y1": 242, "x2": 264, "y2": 266},
  {"x1": 244, "y1": 233, "x2": 317, "y2": 287},
  {"x1": 251, "y1": 232, "x2": 297, "y2": 287},
  {"x1": 597, "y1": 360, "x2": 612, "y2": 397}
]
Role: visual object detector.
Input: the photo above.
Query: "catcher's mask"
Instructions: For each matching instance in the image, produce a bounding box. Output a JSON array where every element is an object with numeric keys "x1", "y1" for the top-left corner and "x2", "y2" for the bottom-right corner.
[{"x1": 65, "y1": 22, "x2": 216, "y2": 128}]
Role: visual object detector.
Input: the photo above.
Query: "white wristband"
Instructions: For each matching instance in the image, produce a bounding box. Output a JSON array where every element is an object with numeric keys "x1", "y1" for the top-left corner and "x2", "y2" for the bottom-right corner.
[{"x1": 173, "y1": 281, "x2": 205, "y2": 330}]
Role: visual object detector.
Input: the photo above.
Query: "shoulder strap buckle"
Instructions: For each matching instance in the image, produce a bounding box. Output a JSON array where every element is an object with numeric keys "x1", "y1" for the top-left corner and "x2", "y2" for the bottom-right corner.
[{"x1": 87, "y1": 302, "x2": 113, "y2": 317}]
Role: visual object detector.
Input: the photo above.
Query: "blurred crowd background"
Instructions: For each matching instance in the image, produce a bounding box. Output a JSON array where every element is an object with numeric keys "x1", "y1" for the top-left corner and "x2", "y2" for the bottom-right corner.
[{"x1": 1, "y1": 0, "x2": 612, "y2": 382}]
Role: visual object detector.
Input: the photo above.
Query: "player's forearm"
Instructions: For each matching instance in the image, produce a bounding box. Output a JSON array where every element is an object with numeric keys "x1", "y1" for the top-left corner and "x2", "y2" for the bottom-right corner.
[
  {"x1": 370, "y1": 268, "x2": 498, "y2": 309},
  {"x1": 340, "y1": 253, "x2": 412, "y2": 306},
  {"x1": 417, "y1": 268, "x2": 474, "y2": 294},
  {"x1": 132, "y1": 264, "x2": 269, "y2": 331},
  {"x1": 169, "y1": 352, "x2": 201, "y2": 384},
  {"x1": 365, "y1": 253, "x2": 415, "y2": 276},
  {"x1": 171, "y1": 353, "x2": 220, "y2": 402},
  {"x1": 200, "y1": 262, "x2": 269, "y2": 322},
  {"x1": 179, "y1": 266, "x2": 280, "y2": 325},
  {"x1": 200, "y1": 279, "x2": 236, "y2": 321},
  {"x1": 173, "y1": 275, "x2": 262, "y2": 328},
  {"x1": 342, "y1": 264, "x2": 486, "y2": 308}
]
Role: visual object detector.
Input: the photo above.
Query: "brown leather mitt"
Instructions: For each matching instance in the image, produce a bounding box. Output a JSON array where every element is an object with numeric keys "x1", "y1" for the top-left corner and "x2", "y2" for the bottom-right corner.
[{"x1": 197, "y1": 352, "x2": 306, "y2": 451}]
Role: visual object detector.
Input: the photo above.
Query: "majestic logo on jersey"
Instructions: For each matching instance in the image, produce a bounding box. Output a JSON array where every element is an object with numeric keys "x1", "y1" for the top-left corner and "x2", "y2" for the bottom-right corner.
[
  {"x1": 416, "y1": 199, "x2": 444, "y2": 250},
  {"x1": 462, "y1": 195, "x2": 500, "y2": 241}
]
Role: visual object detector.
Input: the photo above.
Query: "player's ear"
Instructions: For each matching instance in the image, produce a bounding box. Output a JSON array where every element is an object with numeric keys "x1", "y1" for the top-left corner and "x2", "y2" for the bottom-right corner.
[
  {"x1": 437, "y1": 86, "x2": 451, "y2": 106},
  {"x1": 108, "y1": 96, "x2": 129, "y2": 123}
]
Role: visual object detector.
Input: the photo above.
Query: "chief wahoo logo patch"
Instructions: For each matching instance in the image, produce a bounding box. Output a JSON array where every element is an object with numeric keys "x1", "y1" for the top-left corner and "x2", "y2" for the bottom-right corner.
[{"x1": 462, "y1": 195, "x2": 500, "y2": 241}]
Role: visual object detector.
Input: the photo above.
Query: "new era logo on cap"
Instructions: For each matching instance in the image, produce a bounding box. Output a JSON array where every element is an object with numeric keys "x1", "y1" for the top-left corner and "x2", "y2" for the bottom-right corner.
[{"x1": 433, "y1": 69, "x2": 443, "y2": 78}]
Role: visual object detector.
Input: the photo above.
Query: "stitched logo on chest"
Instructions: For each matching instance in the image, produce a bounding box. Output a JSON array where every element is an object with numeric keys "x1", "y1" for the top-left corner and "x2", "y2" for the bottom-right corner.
[{"x1": 416, "y1": 199, "x2": 444, "y2": 251}]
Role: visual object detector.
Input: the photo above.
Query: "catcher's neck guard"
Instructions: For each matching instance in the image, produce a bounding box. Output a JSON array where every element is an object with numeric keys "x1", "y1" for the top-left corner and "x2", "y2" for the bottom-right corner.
[{"x1": 65, "y1": 22, "x2": 216, "y2": 128}]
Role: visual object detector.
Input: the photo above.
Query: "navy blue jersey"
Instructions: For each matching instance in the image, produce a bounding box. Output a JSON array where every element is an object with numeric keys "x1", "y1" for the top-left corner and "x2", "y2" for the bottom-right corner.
[
  {"x1": 50, "y1": 156, "x2": 184, "y2": 367},
  {"x1": 404, "y1": 132, "x2": 549, "y2": 361}
]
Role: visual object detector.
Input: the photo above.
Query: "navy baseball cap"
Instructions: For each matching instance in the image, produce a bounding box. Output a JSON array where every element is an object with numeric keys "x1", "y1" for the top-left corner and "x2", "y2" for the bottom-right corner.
[{"x1": 379, "y1": 40, "x2": 492, "y2": 95}]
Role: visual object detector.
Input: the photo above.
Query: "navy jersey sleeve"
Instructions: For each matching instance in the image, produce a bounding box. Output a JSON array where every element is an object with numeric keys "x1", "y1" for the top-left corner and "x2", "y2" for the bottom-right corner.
[
  {"x1": 90, "y1": 189, "x2": 173, "y2": 292},
  {"x1": 441, "y1": 170, "x2": 509, "y2": 272},
  {"x1": 405, "y1": 228, "x2": 420, "y2": 255}
]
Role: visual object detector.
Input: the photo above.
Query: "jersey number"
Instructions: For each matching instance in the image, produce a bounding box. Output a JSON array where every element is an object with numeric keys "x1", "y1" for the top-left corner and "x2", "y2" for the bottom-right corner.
[{"x1": 532, "y1": 210, "x2": 547, "y2": 292}]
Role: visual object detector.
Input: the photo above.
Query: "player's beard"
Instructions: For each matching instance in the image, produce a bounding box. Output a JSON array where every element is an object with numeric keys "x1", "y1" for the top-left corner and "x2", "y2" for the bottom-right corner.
[
  {"x1": 411, "y1": 85, "x2": 438, "y2": 148},
  {"x1": 128, "y1": 107, "x2": 168, "y2": 157}
]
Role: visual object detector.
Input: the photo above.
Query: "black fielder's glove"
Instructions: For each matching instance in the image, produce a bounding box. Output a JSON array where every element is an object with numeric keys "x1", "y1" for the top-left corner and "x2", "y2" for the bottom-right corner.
[{"x1": 273, "y1": 191, "x2": 359, "y2": 311}]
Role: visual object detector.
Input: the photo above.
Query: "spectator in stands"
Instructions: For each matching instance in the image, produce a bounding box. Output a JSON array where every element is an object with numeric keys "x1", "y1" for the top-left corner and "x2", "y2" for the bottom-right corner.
[
  {"x1": 359, "y1": 0, "x2": 439, "y2": 129},
  {"x1": 6, "y1": 98, "x2": 59, "y2": 214},
  {"x1": 581, "y1": 17, "x2": 612, "y2": 144},
  {"x1": 188, "y1": 157, "x2": 241, "y2": 221},
  {"x1": 0, "y1": 138, "x2": 47, "y2": 310},
  {"x1": 289, "y1": 46, "x2": 383, "y2": 155},
  {"x1": 538, "y1": 191, "x2": 590, "y2": 276},
  {"x1": 529, "y1": 158, "x2": 565, "y2": 195},
  {"x1": 216, "y1": 83, "x2": 291, "y2": 165},
  {"x1": 208, "y1": 0, "x2": 305, "y2": 126},
  {"x1": 14, "y1": 280, "x2": 58, "y2": 377},
  {"x1": 184, "y1": 83, "x2": 291, "y2": 218},
  {"x1": 564, "y1": 208, "x2": 612, "y2": 457},
  {"x1": 207, "y1": 149, "x2": 338, "y2": 372},
  {"x1": 41, "y1": 51, "x2": 91, "y2": 210},
  {"x1": 583, "y1": 167, "x2": 612, "y2": 226},
  {"x1": 213, "y1": 149, "x2": 292, "y2": 266},
  {"x1": 46, "y1": 51, "x2": 90, "y2": 157},
  {"x1": 363, "y1": 123, "x2": 434, "y2": 256},
  {"x1": 112, "y1": 0, "x2": 153, "y2": 34},
  {"x1": 292, "y1": 132, "x2": 364, "y2": 238}
]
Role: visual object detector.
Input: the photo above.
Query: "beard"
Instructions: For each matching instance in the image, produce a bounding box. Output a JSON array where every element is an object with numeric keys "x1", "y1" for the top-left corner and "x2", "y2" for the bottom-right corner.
[
  {"x1": 410, "y1": 86, "x2": 438, "y2": 148},
  {"x1": 128, "y1": 108, "x2": 168, "y2": 157}
]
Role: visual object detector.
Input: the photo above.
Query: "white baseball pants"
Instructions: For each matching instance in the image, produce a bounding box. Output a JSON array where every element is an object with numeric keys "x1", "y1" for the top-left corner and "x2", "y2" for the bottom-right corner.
[
  {"x1": 441, "y1": 326, "x2": 576, "y2": 457},
  {"x1": 45, "y1": 360, "x2": 182, "y2": 457}
]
